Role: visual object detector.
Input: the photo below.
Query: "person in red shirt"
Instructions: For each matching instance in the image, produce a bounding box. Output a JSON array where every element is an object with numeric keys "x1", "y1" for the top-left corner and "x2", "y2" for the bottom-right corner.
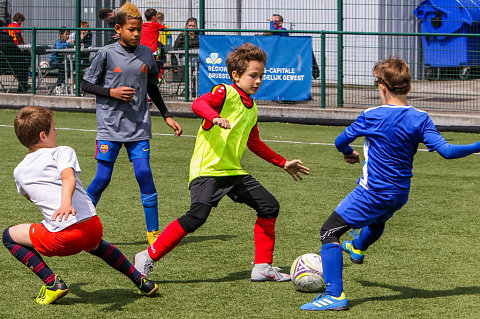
[
  {"x1": 7, "y1": 12, "x2": 25, "y2": 45},
  {"x1": 140, "y1": 8, "x2": 166, "y2": 83},
  {"x1": 140, "y1": 8, "x2": 165, "y2": 53},
  {"x1": 134, "y1": 43, "x2": 310, "y2": 283}
]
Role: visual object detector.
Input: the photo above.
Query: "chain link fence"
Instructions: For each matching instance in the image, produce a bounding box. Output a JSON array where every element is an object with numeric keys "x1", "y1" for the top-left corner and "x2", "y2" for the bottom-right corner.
[{"x1": 0, "y1": 0, "x2": 479, "y2": 111}]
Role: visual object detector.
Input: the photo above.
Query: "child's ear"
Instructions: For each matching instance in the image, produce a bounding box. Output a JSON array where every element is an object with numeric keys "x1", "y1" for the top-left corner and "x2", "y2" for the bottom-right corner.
[
  {"x1": 39, "y1": 131, "x2": 47, "y2": 141},
  {"x1": 114, "y1": 24, "x2": 122, "y2": 34},
  {"x1": 231, "y1": 70, "x2": 240, "y2": 83},
  {"x1": 378, "y1": 83, "x2": 388, "y2": 94}
]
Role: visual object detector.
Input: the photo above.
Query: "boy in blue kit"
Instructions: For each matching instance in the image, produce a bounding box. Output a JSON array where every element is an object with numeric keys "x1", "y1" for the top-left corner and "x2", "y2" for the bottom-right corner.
[
  {"x1": 301, "y1": 57, "x2": 480, "y2": 311},
  {"x1": 81, "y1": 2, "x2": 182, "y2": 245}
]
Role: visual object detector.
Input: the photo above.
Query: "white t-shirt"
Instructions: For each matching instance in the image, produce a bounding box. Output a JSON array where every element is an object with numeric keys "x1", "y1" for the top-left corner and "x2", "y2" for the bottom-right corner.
[{"x1": 14, "y1": 146, "x2": 97, "y2": 232}]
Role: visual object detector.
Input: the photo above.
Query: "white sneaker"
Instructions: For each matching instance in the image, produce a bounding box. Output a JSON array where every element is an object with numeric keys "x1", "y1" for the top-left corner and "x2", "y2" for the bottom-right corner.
[
  {"x1": 55, "y1": 84, "x2": 65, "y2": 96},
  {"x1": 133, "y1": 249, "x2": 154, "y2": 277},
  {"x1": 251, "y1": 263, "x2": 291, "y2": 282}
]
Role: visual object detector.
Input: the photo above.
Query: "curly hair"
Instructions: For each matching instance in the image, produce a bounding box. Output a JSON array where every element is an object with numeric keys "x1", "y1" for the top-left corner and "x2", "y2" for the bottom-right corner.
[{"x1": 226, "y1": 43, "x2": 267, "y2": 81}]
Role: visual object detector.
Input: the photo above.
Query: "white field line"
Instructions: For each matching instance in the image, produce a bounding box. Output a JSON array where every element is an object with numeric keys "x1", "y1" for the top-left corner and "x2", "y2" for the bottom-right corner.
[{"x1": 0, "y1": 124, "x2": 455, "y2": 153}]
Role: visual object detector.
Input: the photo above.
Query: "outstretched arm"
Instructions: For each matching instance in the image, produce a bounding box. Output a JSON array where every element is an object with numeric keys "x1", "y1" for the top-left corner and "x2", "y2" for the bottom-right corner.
[
  {"x1": 436, "y1": 142, "x2": 480, "y2": 159},
  {"x1": 51, "y1": 168, "x2": 77, "y2": 222}
]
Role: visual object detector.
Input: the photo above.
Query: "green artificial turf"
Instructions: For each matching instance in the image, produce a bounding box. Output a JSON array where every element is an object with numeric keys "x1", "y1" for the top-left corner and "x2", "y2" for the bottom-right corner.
[{"x1": 0, "y1": 109, "x2": 479, "y2": 318}]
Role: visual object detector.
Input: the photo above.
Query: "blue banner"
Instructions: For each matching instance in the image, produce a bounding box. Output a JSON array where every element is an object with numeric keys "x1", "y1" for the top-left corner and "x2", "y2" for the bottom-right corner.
[{"x1": 199, "y1": 35, "x2": 312, "y2": 101}]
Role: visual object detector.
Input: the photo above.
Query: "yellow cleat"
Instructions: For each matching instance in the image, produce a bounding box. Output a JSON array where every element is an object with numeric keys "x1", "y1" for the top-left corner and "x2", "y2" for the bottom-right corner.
[
  {"x1": 35, "y1": 276, "x2": 69, "y2": 305},
  {"x1": 137, "y1": 277, "x2": 159, "y2": 296},
  {"x1": 147, "y1": 230, "x2": 160, "y2": 245}
]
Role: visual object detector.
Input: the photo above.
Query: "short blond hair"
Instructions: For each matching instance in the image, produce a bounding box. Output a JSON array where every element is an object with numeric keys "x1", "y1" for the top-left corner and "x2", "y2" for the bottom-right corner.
[{"x1": 117, "y1": 1, "x2": 142, "y2": 26}]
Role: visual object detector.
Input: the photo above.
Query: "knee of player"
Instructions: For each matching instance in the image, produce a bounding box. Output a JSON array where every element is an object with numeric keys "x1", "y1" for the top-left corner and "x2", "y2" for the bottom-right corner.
[
  {"x1": 178, "y1": 214, "x2": 207, "y2": 233},
  {"x1": 134, "y1": 167, "x2": 153, "y2": 184},
  {"x1": 178, "y1": 203, "x2": 211, "y2": 233},
  {"x1": 94, "y1": 173, "x2": 113, "y2": 187},
  {"x1": 320, "y1": 224, "x2": 342, "y2": 245},
  {"x1": 258, "y1": 198, "x2": 280, "y2": 219}
]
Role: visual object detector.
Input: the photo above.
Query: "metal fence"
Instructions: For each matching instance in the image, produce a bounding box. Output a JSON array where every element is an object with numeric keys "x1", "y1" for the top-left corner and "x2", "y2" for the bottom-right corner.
[{"x1": 1, "y1": 1, "x2": 480, "y2": 112}]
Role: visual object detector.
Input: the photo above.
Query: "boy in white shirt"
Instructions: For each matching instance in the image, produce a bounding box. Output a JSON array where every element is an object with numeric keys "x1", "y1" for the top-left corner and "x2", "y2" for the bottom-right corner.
[{"x1": 4, "y1": 106, "x2": 158, "y2": 305}]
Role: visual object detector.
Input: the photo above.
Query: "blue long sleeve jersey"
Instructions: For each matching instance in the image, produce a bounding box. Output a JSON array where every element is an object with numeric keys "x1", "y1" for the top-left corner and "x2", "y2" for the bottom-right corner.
[{"x1": 335, "y1": 105, "x2": 480, "y2": 194}]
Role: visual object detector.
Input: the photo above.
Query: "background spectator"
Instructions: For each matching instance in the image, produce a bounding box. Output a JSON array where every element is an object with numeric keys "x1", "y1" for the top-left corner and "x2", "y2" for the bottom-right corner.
[
  {"x1": 171, "y1": 17, "x2": 199, "y2": 95},
  {"x1": 171, "y1": 17, "x2": 199, "y2": 71},
  {"x1": 7, "y1": 12, "x2": 25, "y2": 45},
  {"x1": 157, "y1": 12, "x2": 172, "y2": 46},
  {"x1": 268, "y1": 14, "x2": 288, "y2": 37},
  {"x1": 173, "y1": 17, "x2": 199, "y2": 50},
  {"x1": 0, "y1": 19, "x2": 29, "y2": 92},
  {"x1": 98, "y1": 8, "x2": 119, "y2": 43},
  {"x1": 140, "y1": 8, "x2": 165, "y2": 53},
  {"x1": 49, "y1": 27, "x2": 74, "y2": 94}
]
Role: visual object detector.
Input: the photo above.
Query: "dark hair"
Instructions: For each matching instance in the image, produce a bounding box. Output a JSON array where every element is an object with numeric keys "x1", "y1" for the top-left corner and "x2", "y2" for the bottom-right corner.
[
  {"x1": 13, "y1": 13, "x2": 25, "y2": 22},
  {"x1": 226, "y1": 42, "x2": 267, "y2": 81},
  {"x1": 373, "y1": 57, "x2": 411, "y2": 95},
  {"x1": 98, "y1": 8, "x2": 113, "y2": 20},
  {"x1": 185, "y1": 17, "x2": 197, "y2": 27},
  {"x1": 59, "y1": 26, "x2": 68, "y2": 35},
  {"x1": 273, "y1": 14, "x2": 283, "y2": 23},
  {"x1": 14, "y1": 106, "x2": 54, "y2": 148},
  {"x1": 145, "y1": 8, "x2": 157, "y2": 21}
]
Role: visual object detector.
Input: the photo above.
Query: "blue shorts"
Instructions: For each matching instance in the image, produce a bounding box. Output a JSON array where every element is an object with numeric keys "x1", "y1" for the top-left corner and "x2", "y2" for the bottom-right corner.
[
  {"x1": 95, "y1": 140, "x2": 150, "y2": 162},
  {"x1": 335, "y1": 185, "x2": 409, "y2": 229}
]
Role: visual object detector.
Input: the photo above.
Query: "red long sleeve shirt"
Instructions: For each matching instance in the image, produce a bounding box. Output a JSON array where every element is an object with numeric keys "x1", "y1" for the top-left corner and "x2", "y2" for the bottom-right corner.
[
  {"x1": 140, "y1": 21, "x2": 165, "y2": 53},
  {"x1": 191, "y1": 84, "x2": 287, "y2": 168}
]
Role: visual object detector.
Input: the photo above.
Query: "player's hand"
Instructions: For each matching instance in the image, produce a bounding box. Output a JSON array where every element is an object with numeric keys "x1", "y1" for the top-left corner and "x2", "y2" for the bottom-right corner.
[
  {"x1": 283, "y1": 159, "x2": 310, "y2": 181},
  {"x1": 344, "y1": 150, "x2": 360, "y2": 164},
  {"x1": 166, "y1": 117, "x2": 183, "y2": 137},
  {"x1": 51, "y1": 205, "x2": 76, "y2": 222},
  {"x1": 110, "y1": 86, "x2": 135, "y2": 101},
  {"x1": 213, "y1": 117, "x2": 231, "y2": 129},
  {"x1": 112, "y1": 33, "x2": 120, "y2": 40}
]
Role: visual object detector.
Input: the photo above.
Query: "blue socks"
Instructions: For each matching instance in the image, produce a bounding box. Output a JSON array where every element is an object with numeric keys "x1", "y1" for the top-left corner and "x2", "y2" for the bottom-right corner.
[
  {"x1": 141, "y1": 193, "x2": 159, "y2": 232},
  {"x1": 86, "y1": 160, "x2": 114, "y2": 206},
  {"x1": 133, "y1": 158, "x2": 158, "y2": 232},
  {"x1": 87, "y1": 158, "x2": 159, "y2": 231},
  {"x1": 321, "y1": 243, "x2": 343, "y2": 297},
  {"x1": 353, "y1": 224, "x2": 384, "y2": 251}
]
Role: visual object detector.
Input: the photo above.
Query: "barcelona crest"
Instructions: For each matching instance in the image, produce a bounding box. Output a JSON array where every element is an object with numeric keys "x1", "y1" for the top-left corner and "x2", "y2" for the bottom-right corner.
[{"x1": 100, "y1": 144, "x2": 109, "y2": 153}]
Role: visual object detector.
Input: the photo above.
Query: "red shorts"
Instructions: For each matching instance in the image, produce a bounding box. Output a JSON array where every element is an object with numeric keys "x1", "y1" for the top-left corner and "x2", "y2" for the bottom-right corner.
[{"x1": 29, "y1": 215, "x2": 103, "y2": 257}]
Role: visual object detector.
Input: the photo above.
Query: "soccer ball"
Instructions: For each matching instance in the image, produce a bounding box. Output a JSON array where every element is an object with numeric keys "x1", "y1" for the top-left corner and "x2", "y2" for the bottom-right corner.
[
  {"x1": 290, "y1": 253, "x2": 325, "y2": 292},
  {"x1": 39, "y1": 61, "x2": 50, "y2": 70}
]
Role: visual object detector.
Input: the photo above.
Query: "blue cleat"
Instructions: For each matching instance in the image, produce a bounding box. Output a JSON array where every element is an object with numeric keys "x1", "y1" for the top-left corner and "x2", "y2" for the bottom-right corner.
[
  {"x1": 342, "y1": 241, "x2": 365, "y2": 264},
  {"x1": 300, "y1": 292, "x2": 349, "y2": 311}
]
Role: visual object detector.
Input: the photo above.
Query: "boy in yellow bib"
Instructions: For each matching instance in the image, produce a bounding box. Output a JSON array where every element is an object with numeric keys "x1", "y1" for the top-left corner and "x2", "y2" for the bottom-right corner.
[{"x1": 134, "y1": 43, "x2": 309, "y2": 281}]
